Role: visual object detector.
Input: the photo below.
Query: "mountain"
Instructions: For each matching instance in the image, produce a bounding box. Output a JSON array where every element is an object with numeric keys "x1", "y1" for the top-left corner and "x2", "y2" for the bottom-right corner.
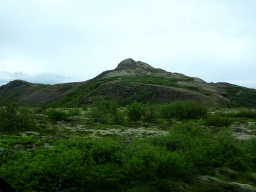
[{"x1": 0, "y1": 58, "x2": 255, "y2": 107}]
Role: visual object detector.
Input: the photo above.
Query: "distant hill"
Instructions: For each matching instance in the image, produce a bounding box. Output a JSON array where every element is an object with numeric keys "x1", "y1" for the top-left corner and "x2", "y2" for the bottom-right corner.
[{"x1": 0, "y1": 58, "x2": 255, "y2": 108}]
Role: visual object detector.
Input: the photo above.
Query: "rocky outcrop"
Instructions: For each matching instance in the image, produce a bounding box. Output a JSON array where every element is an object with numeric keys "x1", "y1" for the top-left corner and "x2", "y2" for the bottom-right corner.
[
  {"x1": 92, "y1": 58, "x2": 169, "y2": 80},
  {"x1": 198, "y1": 175, "x2": 256, "y2": 192},
  {"x1": 0, "y1": 80, "x2": 32, "y2": 98},
  {"x1": 114, "y1": 58, "x2": 137, "y2": 70}
]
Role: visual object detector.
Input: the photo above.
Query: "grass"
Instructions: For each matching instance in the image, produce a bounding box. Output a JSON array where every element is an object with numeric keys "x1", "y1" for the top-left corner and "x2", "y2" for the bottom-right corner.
[
  {"x1": 221, "y1": 85, "x2": 256, "y2": 108},
  {"x1": 119, "y1": 87, "x2": 160, "y2": 106},
  {"x1": 58, "y1": 84, "x2": 73, "y2": 94},
  {"x1": 213, "y1": 109, "x2": 256, "y2": 120},
  {"x1": 31, "y1": 85, "x2": 49, "y2": 92},
  {"x1": 120, "y1": 75, "x2": 198, "y2": 91},
  {"x1": 204, "y1": 114, "x2": 234, "y2": 127},
  {"x1": 41, "y1": 75, "x2": 202, "y2": 108},
  {"x1": 0, "y1": 86, "x2": 24, "y2": 106},
  {"x1": 0, "y1": 100, "x2": 256, "y2": 192}
]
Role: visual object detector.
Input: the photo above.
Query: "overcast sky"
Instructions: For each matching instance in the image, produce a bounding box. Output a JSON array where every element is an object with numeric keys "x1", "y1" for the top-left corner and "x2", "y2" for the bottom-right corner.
[{"x1": 1, "y1": 0, "x2": 256, "y2": 89}]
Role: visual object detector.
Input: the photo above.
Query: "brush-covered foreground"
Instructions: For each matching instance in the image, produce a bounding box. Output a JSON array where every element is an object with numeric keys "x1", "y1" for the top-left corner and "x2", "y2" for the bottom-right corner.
[{"x1": 0, "y1": 100, "x2": 256, "y2": 192}]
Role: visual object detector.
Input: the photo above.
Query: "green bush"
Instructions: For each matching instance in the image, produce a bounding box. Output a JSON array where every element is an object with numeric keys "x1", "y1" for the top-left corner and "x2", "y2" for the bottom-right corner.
[
  {"x1": 235, "y1": 110, "x2": 256, "y2": 119},
  {"x1": 94, "y1": 100, "x2": 118, "y2": 113},
  {"x1": 87, "y1": 100, "x2": 119, "y2": 124},
  {"x1": 143, "y1": 103, "x2": 158, "y2": 123},
  {"x1": 148, "y1": 179, "x2": 186, "y2": 192},
  {"x1": 204, "y1": 130, "x2": 246, "y2": 170},
  {"x1": 35, "y1": 104, "x2": 48, "y2": 113},
  {"x1": 0, "y1": 100, "x2": 20, "y2": 131},
  {"x1": 68, "y1": 107, "x2": 81, "y2": 116},
  {"x1": 117, "y1": 138, "x2": 191, "y2": 181},
  {"x1": 110, "y1": 107, "x2": 126, "y2": 125},
  {"x1": 146, "y1": 121, "x2": 247, "y2": 172},
  {"x1": 88, "y1": 107, "x2": 108, "y2": 124},
  {"x1": 0, "y1": 100, "x2": 36, "y2": 132},
  {"x1": 154, "y1": 122, "x2": 247, "y2": 172},
  {"x1": 127, "y1": 101, "x2": 145, "y2": 122},
  {"x1": 159, "y1": 100, "x2": 208, "y2": 120},
  {"x1": 146, "y1": 121, "x2": 212, "y2": 152},
  {"x1": 0, "y1": 138, "x2": 126, "y2": 192},
  {"x1": 146, "y1": 133, "x2": 189, "y2": 153},
  {"x1": 0, "y1": 126, "x2": 254, "y2": 191},
  {"x1": 243, "y1": 138, "x2": 256, "y2": 170},
  {"x1": 204, "y1": 113, "x2": 234, "y2": 127},
  {"x1": 46, "y1": 109, "x2": 70, "y2": 122}
]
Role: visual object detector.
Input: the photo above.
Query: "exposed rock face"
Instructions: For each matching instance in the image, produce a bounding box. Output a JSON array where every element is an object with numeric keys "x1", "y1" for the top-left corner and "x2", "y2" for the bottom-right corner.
[
  {"x1": 198, "y1": 176, "x2": 256, "y2": 192},
  {"x1": 92, "y1": 58, "x2": 168, "y2": 80},
  {"x1": 0, "y1": 80, "x2": 82, "y2": 105},
  {"x1": 115, "y1": 58, "x2": 137, "y2": 70},
  {"x1": 0, "y1": 80, "x2": 32, "y2": 93},
  {"x1": 0, "y1": 80, "x2": 32, "y2": 98}
]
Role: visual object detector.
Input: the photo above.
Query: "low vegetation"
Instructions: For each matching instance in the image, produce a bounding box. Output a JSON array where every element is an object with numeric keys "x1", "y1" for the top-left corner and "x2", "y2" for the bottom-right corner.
[
  {"x1": 0, "y1": 99, "x2": 256, "y2": 192},
  {"x1": 44, "y1": 75, "x2": 203, "y2": 108},
  {"x1": 58, "y1": 84, "x2": 73, "y2": 94},
  {"x1": 0, "y1": 100, "x2": 36, "y2": 132},
  {"x1": 222, "y1": 85, "x2": 256, "y2": 108},
  {"x1": 159, "y1": 100, "x2": 208, "y2": 120}
]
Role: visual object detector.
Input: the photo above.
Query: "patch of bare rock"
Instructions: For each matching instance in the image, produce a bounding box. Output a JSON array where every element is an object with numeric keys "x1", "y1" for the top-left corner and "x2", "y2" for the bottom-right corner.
[{"x1": 197, "y1": 175, "x2": 256, "y2": 192}]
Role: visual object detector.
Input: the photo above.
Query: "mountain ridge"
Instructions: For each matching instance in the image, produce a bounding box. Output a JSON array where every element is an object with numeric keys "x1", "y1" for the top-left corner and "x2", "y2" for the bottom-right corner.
[{"x1": 0, "y1": 58, "x2": 255, "y2": 108}]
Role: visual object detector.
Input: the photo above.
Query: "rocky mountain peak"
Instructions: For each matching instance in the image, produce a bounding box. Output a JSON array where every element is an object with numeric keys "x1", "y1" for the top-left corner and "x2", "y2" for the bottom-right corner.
[
  {"x1": 114, "y1": 58, "x2": 155, "y2": 71},
  {"x1": 0, "y1": 80, "x2": 33, "y2": 98},
  {"x1": 91, "y1": 58, "x2": 169, "y2": 81},
  {"x1": 115, "y1": 58, "x2": 136, "y2": 70},
  {"x1": 2, "y1": 80, "x2": 31, "y2": 89}
]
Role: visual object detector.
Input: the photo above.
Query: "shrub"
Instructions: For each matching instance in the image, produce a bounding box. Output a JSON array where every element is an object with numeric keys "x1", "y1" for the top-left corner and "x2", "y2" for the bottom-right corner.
[
  {"x1": 110, "y1": 108, "x2": 126, "y2": 125},
  {"x1": 243, "y1": 138, "x2": 256, "y2": 170},
  {"x1": 148, "y1": 179, "x2": 186, "y2": 192},
  {"x1": 143, "y1": 103, "x2": 158, "y2": 123},
  {"x1": 145, "y1": 133, "x2": 189, "y2": 153},
  {"x1": 159, "y1": 100, "x2": 208, "y2": 120},
  {"x1": 46, "y1": 109, "x2": 70, "y2": 122},
  {"x1": 87, "y1": 100, "x2": 118, "y2": 124},
  {"x1": 127, "y1": 101, "x2": 145, "y2": 122},
  {"x1": 214, "y1": 110, "x2": 256, "y2": 120},
  {"x1": 0, "y1": 100, "x2": 20, "y2": 131},
  {"x1": 204, "y1": 114, "x2": 233, "y2": 127},
  {"x1": 235, "y1": 110, "x2": 256, "y2": 119},
  {"x1": 0, "y1": 100, "x2": 36, "y2": 132},
  {"x1": 117, "y1": 138, "x2": 191, "y2": 182},
  {"x1": 206, "y1": 129, "x2": 246, "y2": 170},
  {"x1": 35, "y1": 104, "x2": 48, "y2": 113},
  {"x1": 94, "y1": 100, "x2": 118, "y2": 114},
  {"x1": 88, "y1": 107, "x2": 108, "y2": 124},
  {"x1": 68, "y1": 107, "x2": 81, "y2": 116},
  {"x1": 0, "y1": 138, "x2": 126, "y2": 192}
]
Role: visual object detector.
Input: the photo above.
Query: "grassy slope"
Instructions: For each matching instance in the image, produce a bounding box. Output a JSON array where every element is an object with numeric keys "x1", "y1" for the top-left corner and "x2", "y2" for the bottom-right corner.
[
  {"x1": 46, "y1": 75, "x2": 213, "y2": 108},
  {"x1": 220, "y1": 85, "x2": 256, "y2": 108}
]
